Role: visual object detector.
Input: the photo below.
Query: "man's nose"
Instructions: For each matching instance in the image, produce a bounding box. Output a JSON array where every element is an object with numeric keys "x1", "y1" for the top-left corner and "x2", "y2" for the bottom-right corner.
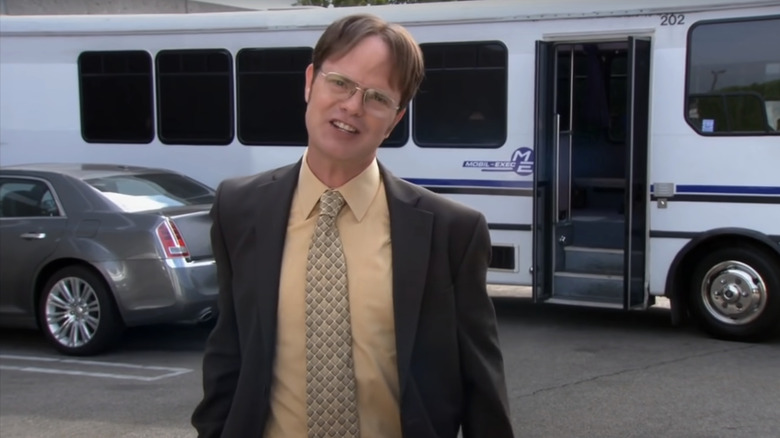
[{"x1": 340, "y1": 88, "x2": 365, "y2": 114}]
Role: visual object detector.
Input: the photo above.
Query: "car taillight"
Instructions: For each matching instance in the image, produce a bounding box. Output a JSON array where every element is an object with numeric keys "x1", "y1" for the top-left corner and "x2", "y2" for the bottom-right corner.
[{"x1": 156, "y1": 219, "x2": 190, "y2": 259}]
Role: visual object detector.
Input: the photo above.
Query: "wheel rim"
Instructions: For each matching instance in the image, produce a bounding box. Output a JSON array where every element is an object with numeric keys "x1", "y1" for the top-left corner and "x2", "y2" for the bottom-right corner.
[
  {"x1": 700, "y1": 260, "x2": 767, "y2": 326},
  {"x1": 44, "y1": 276, "x2": 101, "y2": 348}
]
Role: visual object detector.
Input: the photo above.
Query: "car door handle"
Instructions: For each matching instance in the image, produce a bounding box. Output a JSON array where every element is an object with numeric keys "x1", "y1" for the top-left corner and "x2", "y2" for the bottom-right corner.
[{"x1": 20, "y1": 232, "x2": 46, "y2": 240}]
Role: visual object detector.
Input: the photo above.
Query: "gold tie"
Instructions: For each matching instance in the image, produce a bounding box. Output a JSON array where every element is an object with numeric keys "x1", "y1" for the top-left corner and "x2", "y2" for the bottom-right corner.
[{"x1": 305, "y1": 190, "x2": 359, "y2": 438}]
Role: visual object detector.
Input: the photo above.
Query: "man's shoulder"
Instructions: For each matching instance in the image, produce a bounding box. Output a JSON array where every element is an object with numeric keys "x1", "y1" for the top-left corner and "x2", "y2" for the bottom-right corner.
[{"x1": 385, "y1": 173, "x2": 482, "y2": 220}]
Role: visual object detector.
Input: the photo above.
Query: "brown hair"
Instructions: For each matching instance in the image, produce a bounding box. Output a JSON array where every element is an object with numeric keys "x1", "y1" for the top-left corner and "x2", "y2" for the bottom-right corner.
[{"x1": 312, "y1": 13, "x2": 424, "y2": 111}]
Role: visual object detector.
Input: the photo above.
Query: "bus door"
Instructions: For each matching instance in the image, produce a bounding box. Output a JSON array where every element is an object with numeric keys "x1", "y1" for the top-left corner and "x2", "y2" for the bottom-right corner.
[{"x1": 533, "y1": 38, "x2": 650, "y2": 309}]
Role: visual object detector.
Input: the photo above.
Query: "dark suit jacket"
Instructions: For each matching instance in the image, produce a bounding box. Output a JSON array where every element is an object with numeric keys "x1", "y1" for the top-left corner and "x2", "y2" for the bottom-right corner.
[{"x1": 192, "y1": 160, "x2": 514, "y2": 438}]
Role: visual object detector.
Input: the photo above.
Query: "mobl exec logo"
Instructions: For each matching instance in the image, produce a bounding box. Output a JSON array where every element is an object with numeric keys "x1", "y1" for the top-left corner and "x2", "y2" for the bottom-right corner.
[{"x1": 462, "y1": 147, "x2": 534, "y2": 176}]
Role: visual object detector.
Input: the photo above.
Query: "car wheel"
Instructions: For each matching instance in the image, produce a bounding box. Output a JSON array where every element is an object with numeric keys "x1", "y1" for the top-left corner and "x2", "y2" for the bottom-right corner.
[
  {"x1": 39, "y1": 266, "x2": 124, "y2": 355},
  {"x1": 689, "y1": 245, "x2": 780, "y2": 341}
]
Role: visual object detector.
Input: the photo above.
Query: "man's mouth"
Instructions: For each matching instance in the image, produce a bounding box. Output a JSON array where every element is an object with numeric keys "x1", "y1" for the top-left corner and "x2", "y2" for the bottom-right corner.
[{"x1": 332, "y1": 120, "x2": 358, "y2": 134}]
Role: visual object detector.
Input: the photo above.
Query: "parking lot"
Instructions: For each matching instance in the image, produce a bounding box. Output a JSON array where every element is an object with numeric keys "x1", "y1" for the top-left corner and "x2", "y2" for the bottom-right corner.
[{"x1": 1, "y1": 296, "x2": 779, "y2": 438}]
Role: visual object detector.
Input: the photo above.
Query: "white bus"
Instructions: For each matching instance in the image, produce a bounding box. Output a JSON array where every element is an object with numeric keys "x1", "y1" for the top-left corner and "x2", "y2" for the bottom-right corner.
[{"x1": 1, "y1": 0, "x2": 778, "y2": 340}]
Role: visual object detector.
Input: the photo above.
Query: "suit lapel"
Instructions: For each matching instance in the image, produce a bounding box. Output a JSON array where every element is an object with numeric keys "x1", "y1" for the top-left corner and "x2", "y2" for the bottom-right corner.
[
  {"x1": 251, "y1": 161, "x2": 301, "y2": 363},
  {"x1": 381, "y1": 165, "x2": 433, "y2": 391},
  {"x1": 251, "y1": 161, "x2": 431, "y2": 391}
]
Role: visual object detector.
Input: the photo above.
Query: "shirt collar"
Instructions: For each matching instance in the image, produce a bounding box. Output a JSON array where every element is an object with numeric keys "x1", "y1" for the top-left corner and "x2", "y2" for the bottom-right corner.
[{"x1": 298, "y1": 149, "x2": 381, "y2": 222}]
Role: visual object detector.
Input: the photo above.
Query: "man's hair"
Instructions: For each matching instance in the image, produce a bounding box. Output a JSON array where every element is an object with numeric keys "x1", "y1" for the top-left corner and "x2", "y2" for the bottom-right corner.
[{"x1": 312, "y1": 13, "x2": 424, "y2": 111}]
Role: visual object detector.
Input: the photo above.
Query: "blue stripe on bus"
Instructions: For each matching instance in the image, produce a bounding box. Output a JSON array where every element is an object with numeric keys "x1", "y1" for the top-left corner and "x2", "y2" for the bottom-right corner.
[
  {"x1": 673, "y1": 185, "x2": 780, "y2": 195},
  {"x1": 405, "y1": 178, "x2": 780, "y2": 196},
  {"x1": 404, "y1": 179, "x2": 780, "y2": 196},
  {"x1": 404, "y1": 178, "x2": 533, "y2": 188}
]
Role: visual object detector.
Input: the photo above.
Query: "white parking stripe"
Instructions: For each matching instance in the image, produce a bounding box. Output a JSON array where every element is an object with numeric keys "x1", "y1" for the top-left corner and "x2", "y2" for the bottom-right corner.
[{"x1": 0, "y1": 354, "x2": 192, "y2": 381}]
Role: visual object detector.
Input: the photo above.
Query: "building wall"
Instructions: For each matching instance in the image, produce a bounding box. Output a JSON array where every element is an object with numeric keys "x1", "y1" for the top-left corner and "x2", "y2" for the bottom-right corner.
[{"x1": 0, "y1": 0, "x2": 250, "y2": 15}]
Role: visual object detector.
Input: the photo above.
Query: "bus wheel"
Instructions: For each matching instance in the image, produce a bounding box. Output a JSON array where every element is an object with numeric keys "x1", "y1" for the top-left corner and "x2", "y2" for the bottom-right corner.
[
  {"x1": 38, "y1": 266, "x2": 124, "y2": 355},
  {"x1": 689, "y1": 245, "x2": 780, "y2": 341}
]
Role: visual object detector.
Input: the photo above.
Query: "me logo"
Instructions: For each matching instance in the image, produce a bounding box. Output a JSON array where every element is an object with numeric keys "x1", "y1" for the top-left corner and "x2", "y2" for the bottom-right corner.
[
  {"x1": 462, "y1": 147, "x2": 535, "y2": 176},
  {"x1": 511, "y1": 147, "x2": 534, "y2": 176}
]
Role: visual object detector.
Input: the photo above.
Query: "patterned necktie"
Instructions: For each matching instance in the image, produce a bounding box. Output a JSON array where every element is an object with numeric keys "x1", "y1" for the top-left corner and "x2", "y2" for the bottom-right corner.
[{"x1": 305, "y1": 190, "x2": 359, "y2": 438}]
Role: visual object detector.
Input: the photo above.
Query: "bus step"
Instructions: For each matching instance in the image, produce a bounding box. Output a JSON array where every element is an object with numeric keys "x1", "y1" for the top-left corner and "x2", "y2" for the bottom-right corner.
[
  {"x1": 545, "y1": 298, "x2": 623, "y2": 309},
  {"x1": 571, "y1": 217, "x2": 624, "y2": 249},
  {"x1": 563, "y1": 246, "x2": 623, "y2": 275},
  {"x1": 553, "y1": 271, "x2": 623, "y2": 303}
]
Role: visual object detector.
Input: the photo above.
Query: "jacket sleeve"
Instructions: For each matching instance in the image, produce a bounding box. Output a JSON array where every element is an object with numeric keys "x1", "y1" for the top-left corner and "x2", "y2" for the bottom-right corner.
[
  {"x1": 455, "y1": 213, "x2": 515, "y2": 438},
  {"x1": 191, "y1": 182, "x2": 242, "y2": 438}
]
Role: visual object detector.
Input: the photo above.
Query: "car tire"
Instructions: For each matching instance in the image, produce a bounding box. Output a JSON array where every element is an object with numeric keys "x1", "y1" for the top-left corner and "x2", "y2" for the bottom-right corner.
[
  {"x1": 688, "y1": 244, "x2": 780, "y2": 341},
  {"x1": 39, "y1": 266, "x2": 124, "y2": 355}
]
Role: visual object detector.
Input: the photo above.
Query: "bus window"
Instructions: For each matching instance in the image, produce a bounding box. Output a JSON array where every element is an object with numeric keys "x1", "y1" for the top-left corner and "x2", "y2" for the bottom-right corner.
[
  {"x1": 79, "y1": 51, "x2": 154, "y2": 144},
  {"x1": 236, "y1": 47, "x2": 311, "y2": 146},
  {"x1": 686, "y1": 16, "x2": 780, "y2": 135},
  {"x1": 156, "y1": 49, "x2": 234, "y2": 145},
  {"x1": 414, "y1": 41, "x2": 507, "y2": 148},
  {"x1": 380, "y1": 111, "x2": 409, "y2": 148}
]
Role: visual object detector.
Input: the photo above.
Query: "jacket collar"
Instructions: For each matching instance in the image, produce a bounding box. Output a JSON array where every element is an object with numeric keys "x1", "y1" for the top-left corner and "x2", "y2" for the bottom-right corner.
[{"x1": 253, "y1": 160, "x2": 433, "y2": 393}]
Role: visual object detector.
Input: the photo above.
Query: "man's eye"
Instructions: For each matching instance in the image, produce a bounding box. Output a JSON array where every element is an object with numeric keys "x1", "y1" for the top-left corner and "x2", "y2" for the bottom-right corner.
[
  {"x1": 369, "y1": 92, "x2": 391, "y2": 106},
  {"x1": 330, "y1": 77, "x2": 350, "y2": 89}
]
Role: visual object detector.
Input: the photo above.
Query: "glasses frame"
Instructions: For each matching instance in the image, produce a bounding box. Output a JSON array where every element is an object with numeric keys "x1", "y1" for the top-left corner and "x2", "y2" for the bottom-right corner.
[{"x1": 318, "y1": 71, "x2": 400, "y2": 114}]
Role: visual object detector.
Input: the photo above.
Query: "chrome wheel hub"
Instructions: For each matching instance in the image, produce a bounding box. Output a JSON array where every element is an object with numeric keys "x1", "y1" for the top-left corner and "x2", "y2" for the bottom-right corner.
[
  {"x1": 45, "y1": 277, "x2": 101, "y2": 348},
  {"x1": 701, "y1": 260, "x2": 766, "y2": 325}
]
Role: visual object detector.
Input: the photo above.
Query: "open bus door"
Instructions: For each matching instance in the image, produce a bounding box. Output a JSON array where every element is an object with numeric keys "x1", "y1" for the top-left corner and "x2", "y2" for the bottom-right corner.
[
  {"x1": 533, "y1": 41, "x2": 555, "y2": 303},
  {"x1": 624, "y1": 37, "x2": 650, "y2": 309},
  {"x1": 533, "y1": 38, "x2": 650, "y2": 309}
]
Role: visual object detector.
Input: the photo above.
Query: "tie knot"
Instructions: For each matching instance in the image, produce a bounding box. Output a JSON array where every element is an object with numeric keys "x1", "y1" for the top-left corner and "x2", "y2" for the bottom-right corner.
[{"x1": 319, "y1": 190, "x2": 345, "y2": 219}]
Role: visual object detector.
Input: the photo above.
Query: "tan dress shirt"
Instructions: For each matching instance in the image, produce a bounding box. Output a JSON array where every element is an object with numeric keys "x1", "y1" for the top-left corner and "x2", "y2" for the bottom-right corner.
[{"x1": 264, "y1": 153, "x2": 401, "y2": 438}]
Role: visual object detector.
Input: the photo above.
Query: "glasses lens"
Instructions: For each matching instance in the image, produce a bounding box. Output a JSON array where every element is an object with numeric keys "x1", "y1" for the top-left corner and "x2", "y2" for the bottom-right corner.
[
  {"x1": 364, "y1": 90, "x2": 395, "y2": 114},
  {"x1": 322, "y1": 72, "x2": 396, "y2": 115},
  {"x1": 324, "y1": 73, "x2": 354, "y2": 97}
]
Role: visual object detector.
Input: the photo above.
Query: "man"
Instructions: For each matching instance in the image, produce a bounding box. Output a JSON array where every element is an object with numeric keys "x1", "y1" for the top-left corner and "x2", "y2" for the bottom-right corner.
[{"x1": 192, "y1": 13, "x2": 514, "y2": 438}]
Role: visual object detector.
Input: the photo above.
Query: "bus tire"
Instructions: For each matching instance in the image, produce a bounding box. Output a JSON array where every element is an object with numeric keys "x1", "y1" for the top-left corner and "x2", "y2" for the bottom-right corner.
[
  {"x1": 689, "y1": 245, "x2": 780, "y2": 341},
  {"x1": 38, "y1": 266, "x2": 124, "y2": 355}
]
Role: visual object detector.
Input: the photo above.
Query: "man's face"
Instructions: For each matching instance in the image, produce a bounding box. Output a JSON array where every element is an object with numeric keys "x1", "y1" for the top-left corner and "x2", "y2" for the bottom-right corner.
[{"x1": 304, "y1": 35, "x2": 405, "y2": 172}]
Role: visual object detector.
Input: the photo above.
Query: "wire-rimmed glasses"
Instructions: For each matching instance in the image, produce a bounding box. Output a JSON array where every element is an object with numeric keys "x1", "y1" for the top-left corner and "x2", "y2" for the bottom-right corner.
[{"x1": 319, "y1": 71, "x2": 400, "y2": 116}]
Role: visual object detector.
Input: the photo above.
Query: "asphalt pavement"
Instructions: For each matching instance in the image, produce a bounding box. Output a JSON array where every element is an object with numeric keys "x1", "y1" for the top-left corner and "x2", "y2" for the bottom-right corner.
[{"x1": 1, "y1": 295, "x2": 778, "y2": 438}]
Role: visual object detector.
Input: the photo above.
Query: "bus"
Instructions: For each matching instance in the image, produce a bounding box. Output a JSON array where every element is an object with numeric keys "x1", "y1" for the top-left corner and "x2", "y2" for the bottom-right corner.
[{"x1": 1, "y1": 0, "x2": 778, "y2": 341}]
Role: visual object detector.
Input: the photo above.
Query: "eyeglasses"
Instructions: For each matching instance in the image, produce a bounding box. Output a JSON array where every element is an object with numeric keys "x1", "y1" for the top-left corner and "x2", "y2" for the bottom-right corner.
[{"x1": 318, "y1": 71, "x2": 400, "y2": 116}]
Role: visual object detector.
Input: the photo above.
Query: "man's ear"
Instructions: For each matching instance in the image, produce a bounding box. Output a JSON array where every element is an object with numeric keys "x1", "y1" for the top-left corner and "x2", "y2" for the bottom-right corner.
[
  {"x1": 385, "y1": 108, "x2": 407, "y2": 138},
  {"x1": 304, "y1": 64, "x2": 314, "y2": 103}
]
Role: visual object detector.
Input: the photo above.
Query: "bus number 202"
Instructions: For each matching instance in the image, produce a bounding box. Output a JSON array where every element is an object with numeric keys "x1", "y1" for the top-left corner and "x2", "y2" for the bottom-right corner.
[{"x1": 660, "y1": 14, "x2": 685, "y2": 26}]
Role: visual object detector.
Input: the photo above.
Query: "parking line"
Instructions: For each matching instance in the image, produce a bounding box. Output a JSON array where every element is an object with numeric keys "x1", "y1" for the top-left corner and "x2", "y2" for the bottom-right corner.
[{"x1": 0, "y1": 354, "x2": 192, "y2": 381}]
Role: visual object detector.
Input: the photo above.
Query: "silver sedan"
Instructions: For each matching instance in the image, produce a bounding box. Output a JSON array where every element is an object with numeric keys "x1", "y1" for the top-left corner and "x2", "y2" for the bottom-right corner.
[{"x1": 0, "y1": 163, "x2": 218, "y2": 355}]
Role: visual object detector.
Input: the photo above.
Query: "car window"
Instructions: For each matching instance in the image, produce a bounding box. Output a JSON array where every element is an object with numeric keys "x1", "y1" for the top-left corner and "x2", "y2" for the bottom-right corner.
[
  {"x1": 86, "y1": 172, "x2": 215, "y2": 212},
  {"x1": 0, "y1": 178, "x2": 61, "y2": 218}
]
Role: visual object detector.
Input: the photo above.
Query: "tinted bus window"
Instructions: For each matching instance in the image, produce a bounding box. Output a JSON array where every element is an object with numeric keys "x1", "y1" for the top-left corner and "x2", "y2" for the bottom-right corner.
[
  {"x1": 414, "y1": 42, "x2": 507, "y2": 148},
  {"x1": 79, "y1": 51, "x2": 154, "y2": 143},
  {"x1": 237, "y1": 47, "x2": 311, "y2": 146},
  {"x1": 156, "y1": 49, "x2": 234, "y2": 145},
  {"x1": 381, "y1": 111, "x2": 409, "y2": 148}
]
